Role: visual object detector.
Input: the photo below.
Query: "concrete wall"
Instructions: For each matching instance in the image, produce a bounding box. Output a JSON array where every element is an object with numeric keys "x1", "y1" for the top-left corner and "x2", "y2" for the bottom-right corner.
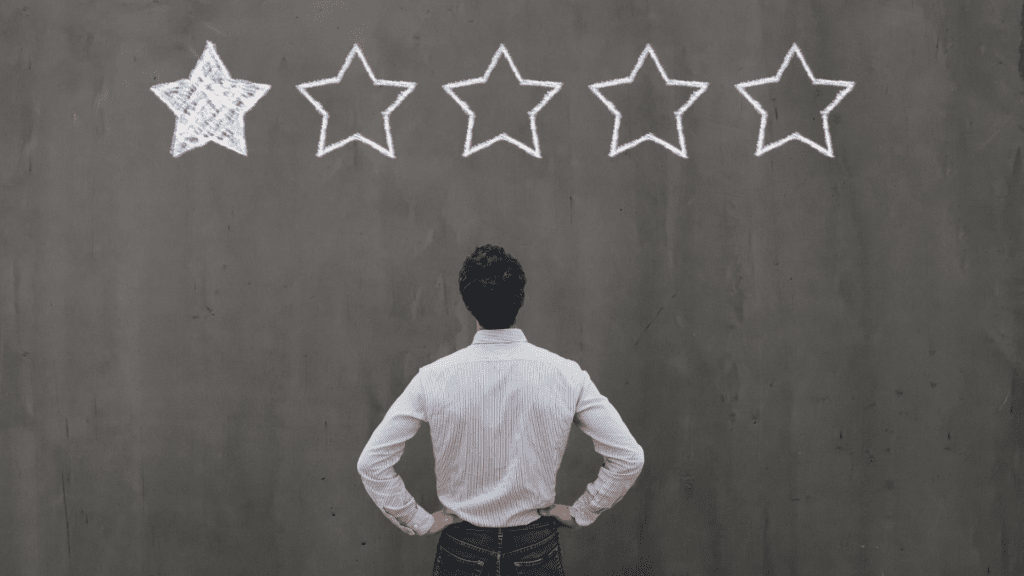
[{"x1": 1, "y1": 0, "x2": 1022, "y2": 574}]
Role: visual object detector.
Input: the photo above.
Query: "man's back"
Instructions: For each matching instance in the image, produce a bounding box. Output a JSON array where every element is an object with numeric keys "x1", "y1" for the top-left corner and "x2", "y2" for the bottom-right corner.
[{"x1": 357, "y1": 327, "x2": 645, "y2": 531}]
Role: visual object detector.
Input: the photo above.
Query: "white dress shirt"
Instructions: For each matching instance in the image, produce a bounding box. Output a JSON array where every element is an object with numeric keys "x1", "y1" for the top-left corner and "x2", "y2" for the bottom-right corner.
[{"x1": 356, "y1": 328, "x2": 645, "y2": 535}]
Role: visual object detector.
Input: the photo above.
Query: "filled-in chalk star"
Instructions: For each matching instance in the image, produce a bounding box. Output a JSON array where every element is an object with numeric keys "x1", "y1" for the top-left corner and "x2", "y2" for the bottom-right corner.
[
  {"x1": 589, "y1": 45, "x2": 708, "y2": 158},
  {"x1": 296, "y1": 44, "x2": 416, "y2": 158},
  {"x1": 443, "y1": 44, "x2": 562, "y2": 158},
  {"x1": 734, "y1": 43, "x2": 855, "y2": 157},
  {"x1": 151, "y1": 41, "x2": 270, "y2": 157}
]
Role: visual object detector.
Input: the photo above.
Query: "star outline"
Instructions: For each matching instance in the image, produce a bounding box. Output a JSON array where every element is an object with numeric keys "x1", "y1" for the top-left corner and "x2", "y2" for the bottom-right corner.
[
  {"x1": 734, "y1": 43, "x2": 855, "y2": 158},
  {"x1": 442, "y1": 44, "x2": 563, "y2": 158},
  {"x1": 295, "y1": 44, "x2": 417, "y2": 159},
  {"x1": 588, "y1": 44, "x2": 709, "y2": 158}
]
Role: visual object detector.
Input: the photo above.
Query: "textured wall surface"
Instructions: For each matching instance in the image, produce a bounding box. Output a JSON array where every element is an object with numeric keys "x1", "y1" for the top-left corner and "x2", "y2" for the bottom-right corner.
[{"x1": 2, "y1": 0, "x2": 1023, "y2": 574}]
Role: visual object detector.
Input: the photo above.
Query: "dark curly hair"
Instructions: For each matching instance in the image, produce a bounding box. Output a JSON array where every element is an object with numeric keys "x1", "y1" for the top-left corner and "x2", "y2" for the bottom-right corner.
[{"x1": 458, "y1": 245, "x2": 526, "y2": 329}]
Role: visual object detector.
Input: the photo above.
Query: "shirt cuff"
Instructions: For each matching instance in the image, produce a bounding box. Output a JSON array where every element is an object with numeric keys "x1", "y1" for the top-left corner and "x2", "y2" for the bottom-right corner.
[
  {"x1": 410, "y1": 506, "x2": 436, "y2": 535},
  {"x1": 569, "y1": 501, "x2": 603, "y2": 527}
]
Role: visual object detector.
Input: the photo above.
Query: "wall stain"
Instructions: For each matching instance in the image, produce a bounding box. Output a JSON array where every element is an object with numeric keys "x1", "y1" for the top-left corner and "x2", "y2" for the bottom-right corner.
[
  {"x1": 635, "y1": 293, "x2": 676, "y2": 346},
  {"x1": 61, "y1": 472, "x2": 71, "y2": 558},
  {"x1": 1018, "y1": 0, "x2": 1024, "y2": 83}
]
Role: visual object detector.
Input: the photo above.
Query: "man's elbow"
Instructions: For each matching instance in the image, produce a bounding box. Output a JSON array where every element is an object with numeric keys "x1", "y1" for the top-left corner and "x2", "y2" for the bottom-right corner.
[
  {"x1": 627, "y1": 444, "x2": 645, "y2": 475},
  {"x1": 356, "y1": 455, "x2": 375, "y2": 479}
]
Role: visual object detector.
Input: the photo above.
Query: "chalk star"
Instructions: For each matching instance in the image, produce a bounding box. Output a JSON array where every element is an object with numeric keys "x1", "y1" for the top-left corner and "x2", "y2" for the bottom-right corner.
[
  {"x1": 734, "y1": 43, "x2": 854, "y2": 157},
  {"x1": 589, "y1": 45, "x2": 708, "y2": 158},
  {"x1": 151, "y1": 41, "x2": 270, "y2": 157},
  {"x1": 296, "y1": 44, "x2": 416, "y2": 158},
  {"x1": 443, "y1": 44, "x2": 562, "y2": 158}
]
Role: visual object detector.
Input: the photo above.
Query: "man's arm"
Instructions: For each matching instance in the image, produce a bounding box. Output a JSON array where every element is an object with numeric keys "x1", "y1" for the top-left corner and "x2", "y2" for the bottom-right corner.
[
  {"x1": 355, "y1": 372, "x2": 436, "y2": 536},
  {"x1": 568, "y1": 369, "x2": 645, "y2": 527}
]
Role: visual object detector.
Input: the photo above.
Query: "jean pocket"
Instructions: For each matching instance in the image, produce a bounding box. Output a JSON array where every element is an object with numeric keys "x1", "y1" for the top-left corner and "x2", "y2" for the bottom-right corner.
[
  {"x1": 432, "y1": 543, "x2": 486, "y2": 576},
  {"x1": 511, "y1": 534, "x2": 564, "y2": 576}
]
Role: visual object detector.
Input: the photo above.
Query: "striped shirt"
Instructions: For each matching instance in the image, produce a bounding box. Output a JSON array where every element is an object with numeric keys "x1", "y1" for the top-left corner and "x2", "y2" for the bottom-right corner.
[{"x1": 356, "y1": 328, "x2": 645, "y2": 535}]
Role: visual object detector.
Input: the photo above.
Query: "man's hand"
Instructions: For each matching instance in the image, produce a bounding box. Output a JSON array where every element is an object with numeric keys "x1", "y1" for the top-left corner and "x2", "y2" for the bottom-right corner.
[
  {"x1": 538, "y1": 504, "x2": 580, "y2": 529},
  {"x1": 423, "y1": 510, "x2": 463, "y2": 536}
]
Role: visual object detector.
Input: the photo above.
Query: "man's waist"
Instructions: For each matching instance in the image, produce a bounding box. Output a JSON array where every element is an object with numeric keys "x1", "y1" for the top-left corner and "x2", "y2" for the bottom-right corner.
[
  {"x1": 442, "y1": 503, "x2": 548, "y2": 527},
  {"x1": 446, "y1": 514, "x2": 557, "y2": 533}
]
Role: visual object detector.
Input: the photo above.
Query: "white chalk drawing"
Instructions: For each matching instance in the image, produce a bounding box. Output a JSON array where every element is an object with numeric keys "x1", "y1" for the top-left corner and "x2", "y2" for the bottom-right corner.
[
  {"x1": 734, "y1": 43, "x2": 855, "y2": 157},
  {"x1": 588, "y1": 45, "x2": 708, "y2": 158},
  {"x1": 442, "y1": 44, "x2": 562, "y2": 158},
  {"x1": 151, "y1": 41, "x2": 271, "y2": 157},
  {"x1": 295, "y1": 44, "x2": 416, "y2": 158}
]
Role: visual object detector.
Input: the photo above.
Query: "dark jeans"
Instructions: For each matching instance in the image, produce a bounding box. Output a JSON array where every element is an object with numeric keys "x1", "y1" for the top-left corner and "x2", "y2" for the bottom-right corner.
[{"x1": 432, "y1": 515, "x2": 565, "y2": 576}]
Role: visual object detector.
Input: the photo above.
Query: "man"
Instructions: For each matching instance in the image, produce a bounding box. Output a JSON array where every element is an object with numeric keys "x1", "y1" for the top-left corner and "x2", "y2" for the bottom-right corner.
[{"x1": 357, "y1": 244, "x2": 645, "y2": 575}]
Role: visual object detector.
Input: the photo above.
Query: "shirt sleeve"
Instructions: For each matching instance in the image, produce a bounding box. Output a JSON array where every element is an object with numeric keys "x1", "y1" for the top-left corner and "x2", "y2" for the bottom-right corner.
[
  {"x1": 568, "y1": 369, "x2": 645, "y2": 527},
  {"x1": 356, "y1": 371, "x2": 437, "y2": 536}
]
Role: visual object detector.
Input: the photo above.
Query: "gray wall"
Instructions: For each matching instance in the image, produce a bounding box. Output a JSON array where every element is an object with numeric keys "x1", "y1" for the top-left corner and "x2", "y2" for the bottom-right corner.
[{"x1": 2, "y1": 0, "x2": 1023, "y2": 574}]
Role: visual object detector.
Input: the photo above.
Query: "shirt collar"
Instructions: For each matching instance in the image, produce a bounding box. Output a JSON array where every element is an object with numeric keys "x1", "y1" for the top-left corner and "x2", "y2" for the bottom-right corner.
[{"x1": 472, "y1": 328, "x2": 527, "y2": 345}]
